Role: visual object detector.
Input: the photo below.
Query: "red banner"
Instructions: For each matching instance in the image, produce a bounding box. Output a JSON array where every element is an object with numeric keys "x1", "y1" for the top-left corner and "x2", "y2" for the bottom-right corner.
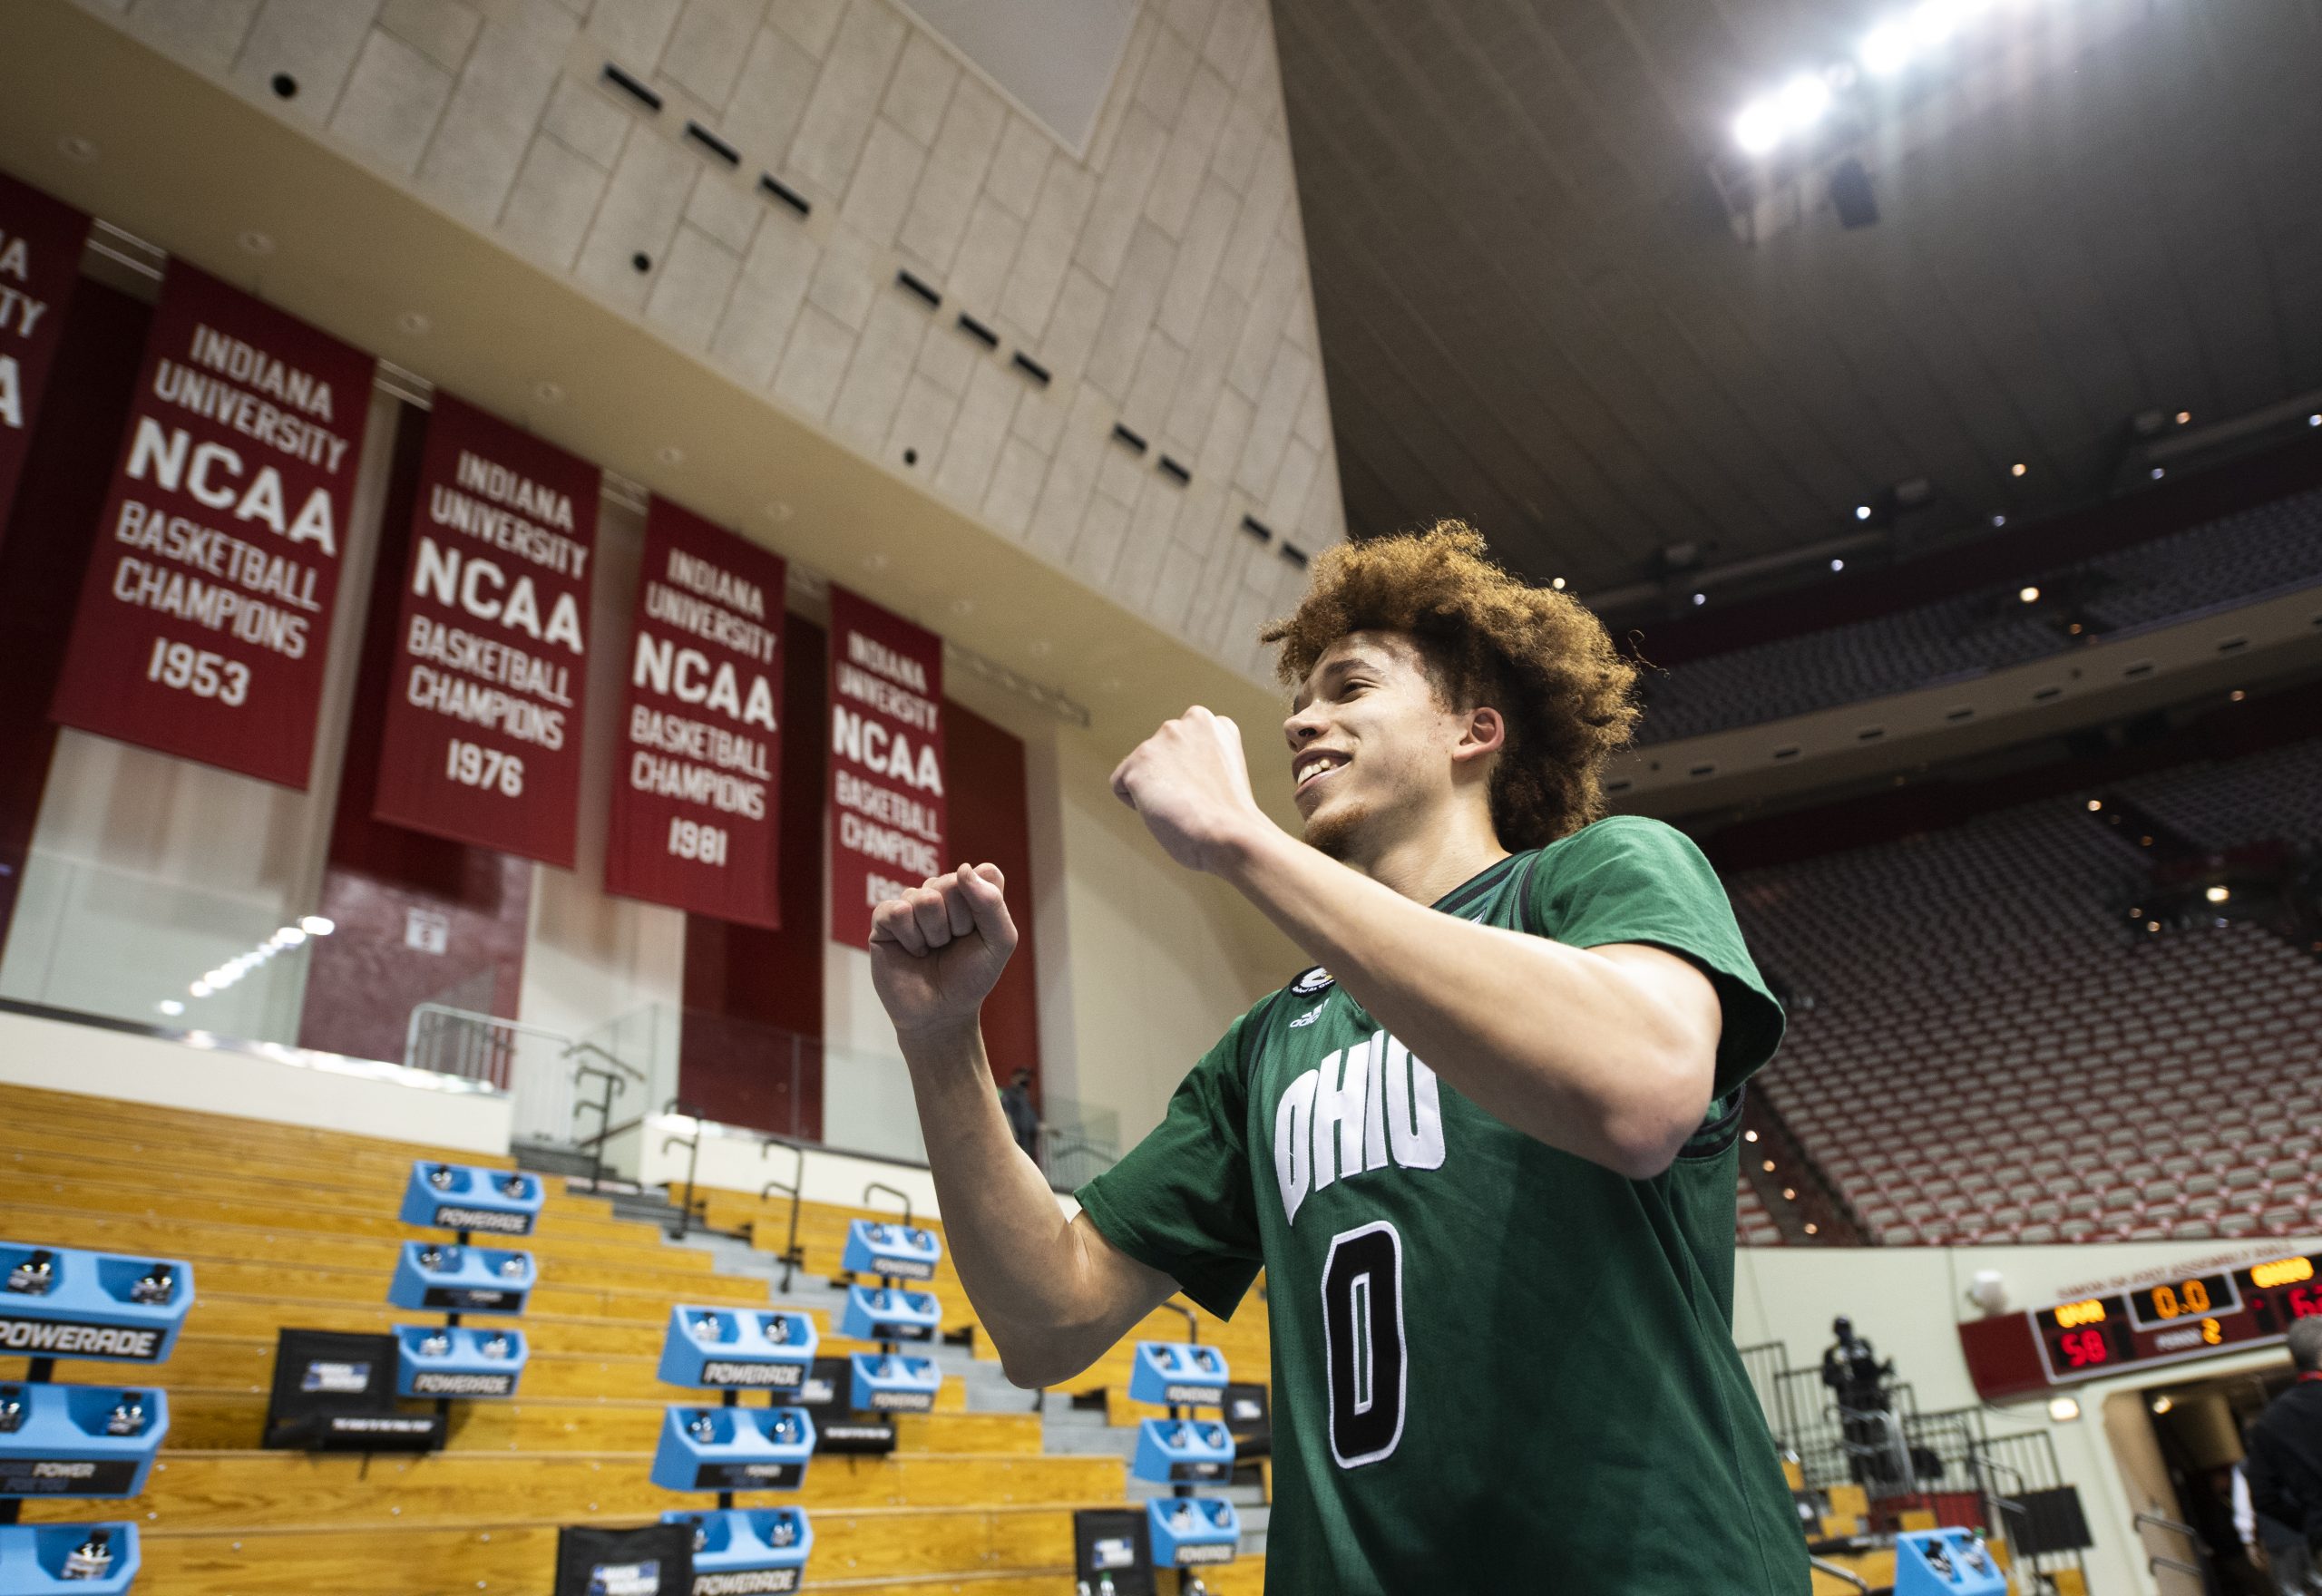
[
  {"x1": 373, "y1": 393, "x2": 598, "y2": 866},
  {"x1": 605, "y1": 497, "x2": 787, "y2": 926},
  {"x1": 0, "y1": 172, "x2": 87, "y2": 540},
  {"x1": 50, "y1": 263, "x2": 374, "y2": 788},
  {"x1": 828, "y1": 587, "x2": 947, "y2": 948}
]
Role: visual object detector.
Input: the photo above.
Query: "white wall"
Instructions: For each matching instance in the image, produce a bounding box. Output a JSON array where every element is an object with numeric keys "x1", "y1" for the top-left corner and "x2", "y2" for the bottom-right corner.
[
  {"x1": 0, "y1": 1006, "x2": 512, "y2": 1153},
  {"x1": 1035, "y1": 725, "x2": 1296, "y2": 1142},
  {"x1": 88, "y1": 0, "x2": 1348, "y2": 685},
  {"x1": 1737, "y1": 1238, "x2": 2322, "y2": 1596}
]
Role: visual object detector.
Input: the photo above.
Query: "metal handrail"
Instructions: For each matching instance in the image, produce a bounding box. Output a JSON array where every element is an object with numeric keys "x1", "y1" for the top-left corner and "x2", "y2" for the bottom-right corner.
[
  {"x1": 2137, "y1": 1507, "x2": 2216, "y2": 1589},
  {"x1": 661, "y1": 1099, "x2": 706, "y2": 1240},
  {"x1": 569, "y1": 1046, "x2": 644, "y2": 1187},
  {"x1": 2132, "y1": 1512, "x2": 2200, "y2": 1541},
  {"x1": 1807, "y1": 1558, "x2": 1872, "y2": 1593},
  {"x1": 863, "y1": 1181, "x2": 913, "y2": 1231},
  {"x1": 404, "y1": 1002, "x2": 574, "y2": 1087},
  {"x1": 564, "y1": 1038, "x2": 644, "y2": 1082},
  {"x1": 759, "y1": 1139, "x2": 808, "y2": 1293}
]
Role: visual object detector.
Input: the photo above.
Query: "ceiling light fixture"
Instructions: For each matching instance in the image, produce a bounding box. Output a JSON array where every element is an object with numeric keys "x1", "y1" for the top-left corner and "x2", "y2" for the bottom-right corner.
[
  {"x1": 2018, "y1": 585, "x2": 2039, "y2": 603},
  {"x1": 1830, "y1": 558, "x2": 1845, "y2": 571}
]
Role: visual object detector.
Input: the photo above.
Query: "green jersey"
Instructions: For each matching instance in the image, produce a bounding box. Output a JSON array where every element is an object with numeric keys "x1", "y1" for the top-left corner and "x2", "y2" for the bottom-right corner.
[{"x1": 1076, "y1": 815, "x2": 1807, "y2": 1594}]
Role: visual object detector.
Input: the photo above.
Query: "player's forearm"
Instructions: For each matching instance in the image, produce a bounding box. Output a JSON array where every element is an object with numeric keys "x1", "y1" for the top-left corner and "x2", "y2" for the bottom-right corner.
[
  {"x1": 1215, "y1": 827, "x2": 1707, "y2": 1176},
  {"x1": 895, "y1": 1020, "x2": 1158, "y2": 1385}
]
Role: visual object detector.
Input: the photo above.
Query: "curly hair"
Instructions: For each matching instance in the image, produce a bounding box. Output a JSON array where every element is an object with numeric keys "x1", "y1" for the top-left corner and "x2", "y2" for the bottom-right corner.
[{"x1": 1259, "y1": 521, "x2": 1643, "y2": 851}]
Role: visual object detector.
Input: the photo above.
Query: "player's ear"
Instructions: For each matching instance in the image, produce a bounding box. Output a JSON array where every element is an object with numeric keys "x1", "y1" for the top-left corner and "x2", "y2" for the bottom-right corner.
[{"x1": 1453, "y1": 704, "x2": 1505, "y2": 766}]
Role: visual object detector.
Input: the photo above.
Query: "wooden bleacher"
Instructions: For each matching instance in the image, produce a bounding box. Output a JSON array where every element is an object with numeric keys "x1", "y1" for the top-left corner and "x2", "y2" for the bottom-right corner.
[
  {"x1": 0, "y1": 1081, "x2": 1281, "y2": 1593},
  {"x1": 695, "y1": 1182, "x2": 1277, "y2": 1422}
]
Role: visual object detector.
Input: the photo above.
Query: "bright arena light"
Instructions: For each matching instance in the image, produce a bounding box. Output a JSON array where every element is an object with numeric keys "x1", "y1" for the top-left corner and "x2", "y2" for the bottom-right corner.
[
  {"x1": 156, "y1": 999, "x2": 184, "y2": 1017},
  {"x1": 2018, "y1": 585, "x2": 2040, "y2": 603},
  {"x1": 1860, "y1": 22, "x2": 1915, "y2": 76},
  {"x1": 1855, "y1": 504, "x2": 1873, "y2": 521},
  {"x1": 300, "y1": 915, "x2": 337, "y2": 936},
  {"x1": 1733, "y1": 99, "x2": 1786, "y2": 155},
  {"x1": 2048, "y1": 1396, "x2": 2081, "y2": 1424},
  {"x1": 1830, "y1": 558, "x2": 1846, "y2": 571},
  {"x1": 2205, "y1": 885, "x2": 2230, "y2": 903},
  {"x1": 1777, "y1": 73, "x2": 1833, "y2": 131}
]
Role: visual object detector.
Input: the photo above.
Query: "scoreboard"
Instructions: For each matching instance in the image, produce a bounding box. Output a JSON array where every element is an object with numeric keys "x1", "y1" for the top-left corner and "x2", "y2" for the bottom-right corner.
[{"x1": 1963, "y1": 1251, "x2": 2322, "y2": 1400}]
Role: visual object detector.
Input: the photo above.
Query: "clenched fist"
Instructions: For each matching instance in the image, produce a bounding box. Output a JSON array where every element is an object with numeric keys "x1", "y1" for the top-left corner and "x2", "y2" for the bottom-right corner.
[
  {"x1": 869, "y1": 862, "x2": 1018, "y2": 1039},
  {"x1": 1109, "y1": 706, "x2": 1272, "y2": 874}
]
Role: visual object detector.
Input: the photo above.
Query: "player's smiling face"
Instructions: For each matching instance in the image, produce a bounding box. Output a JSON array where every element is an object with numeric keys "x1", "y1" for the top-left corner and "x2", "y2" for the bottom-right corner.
[{"x1": 1284, "y1": 630, "x2": 1484, "y2": 861}]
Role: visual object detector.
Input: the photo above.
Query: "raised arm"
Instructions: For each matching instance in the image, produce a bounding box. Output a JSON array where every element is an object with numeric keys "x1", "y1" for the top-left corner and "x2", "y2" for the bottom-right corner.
[
  {"x1": 1110, "y1": 709, "x2": 1728, "y2": 1180},
  {"x1": 869, "y1": 863, "x2": 1179, "y2": 1387}
]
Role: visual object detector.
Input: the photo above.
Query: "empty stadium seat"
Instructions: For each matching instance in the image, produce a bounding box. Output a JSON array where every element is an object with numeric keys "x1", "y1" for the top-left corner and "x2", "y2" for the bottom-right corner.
[{"x1": 1730, "y1": 736, "x2": 2322, "y2": 1246}]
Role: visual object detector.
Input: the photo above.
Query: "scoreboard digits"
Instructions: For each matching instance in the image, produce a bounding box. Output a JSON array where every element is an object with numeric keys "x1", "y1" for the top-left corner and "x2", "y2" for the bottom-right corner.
[
  {"x1": 2027, "y1": 1251, "x2": 2322, "y2": 1386},
  {"x1": 2126, "y1": 1271, "x2": 2238, "y2": 1330}
]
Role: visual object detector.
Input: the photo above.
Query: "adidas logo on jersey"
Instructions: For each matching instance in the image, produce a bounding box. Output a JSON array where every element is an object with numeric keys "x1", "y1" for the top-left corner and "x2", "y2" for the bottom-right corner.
[
  {"x1": 1288, "y1": 1005, "x2": 1324, "y2": 1027},
  {"x1": 1273, "y1": 1029, "x2": 1445, "y2": 1225}
]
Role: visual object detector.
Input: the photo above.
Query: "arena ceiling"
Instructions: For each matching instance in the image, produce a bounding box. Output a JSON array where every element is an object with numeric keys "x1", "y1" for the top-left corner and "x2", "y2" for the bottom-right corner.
[{"x1": 1272, "y1": 0, "x2": 2322, "y2": 617}]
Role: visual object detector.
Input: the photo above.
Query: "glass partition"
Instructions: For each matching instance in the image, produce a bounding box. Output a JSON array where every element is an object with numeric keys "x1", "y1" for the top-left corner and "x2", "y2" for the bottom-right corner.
[{"x1": 0, "y1": 853, "x2": 324, "y2": 1041}]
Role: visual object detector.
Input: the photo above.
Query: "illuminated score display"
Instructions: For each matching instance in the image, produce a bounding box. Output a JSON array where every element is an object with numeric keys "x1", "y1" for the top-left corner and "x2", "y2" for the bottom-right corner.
[{"x1": 2026, "y1": 1251, "x2": 2322, "y2": 1386}]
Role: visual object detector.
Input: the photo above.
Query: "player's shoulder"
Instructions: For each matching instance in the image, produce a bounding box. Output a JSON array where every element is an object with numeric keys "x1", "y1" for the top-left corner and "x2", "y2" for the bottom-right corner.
[
  {"x1": 1542, "y1": 813, "x2": 1688, "y2": 852},
  {"x1": 1531, "y1": 813, "x2": 1707, "y2": 875}
]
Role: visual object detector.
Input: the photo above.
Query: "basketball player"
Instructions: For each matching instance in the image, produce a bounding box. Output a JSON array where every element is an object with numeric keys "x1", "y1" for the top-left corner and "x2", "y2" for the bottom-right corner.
[{"x1": 869, "y1": 523, "x2": 1808, "y2": 1592}]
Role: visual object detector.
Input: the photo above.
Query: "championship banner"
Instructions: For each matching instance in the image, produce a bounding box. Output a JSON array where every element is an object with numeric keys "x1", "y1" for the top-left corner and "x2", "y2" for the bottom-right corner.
[
  {"x1": 0, "y1": 171, "x2": 87, "y2": 540},
  {"x1": 604, "y1": 496, "x2": 787, "y2": 926},
  {"x1": 373, "y1": 393, "x2": 597, "y2": 866},
  {"x1": 50, "y1": 262, "x2": 374, "y2": 788},
  {"x1": 827, "y1": 587, "x2": 946, "y2": 949}
]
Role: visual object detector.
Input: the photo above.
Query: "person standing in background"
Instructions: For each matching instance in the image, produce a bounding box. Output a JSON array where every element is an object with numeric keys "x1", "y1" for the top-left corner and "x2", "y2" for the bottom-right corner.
[
  {"x1": 2247, "y1": 1320, "x2": 2322, "y2": 1593},
  {"x1": 998, "y1": 1068, "x2": 1040, "y2": 1163}
]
